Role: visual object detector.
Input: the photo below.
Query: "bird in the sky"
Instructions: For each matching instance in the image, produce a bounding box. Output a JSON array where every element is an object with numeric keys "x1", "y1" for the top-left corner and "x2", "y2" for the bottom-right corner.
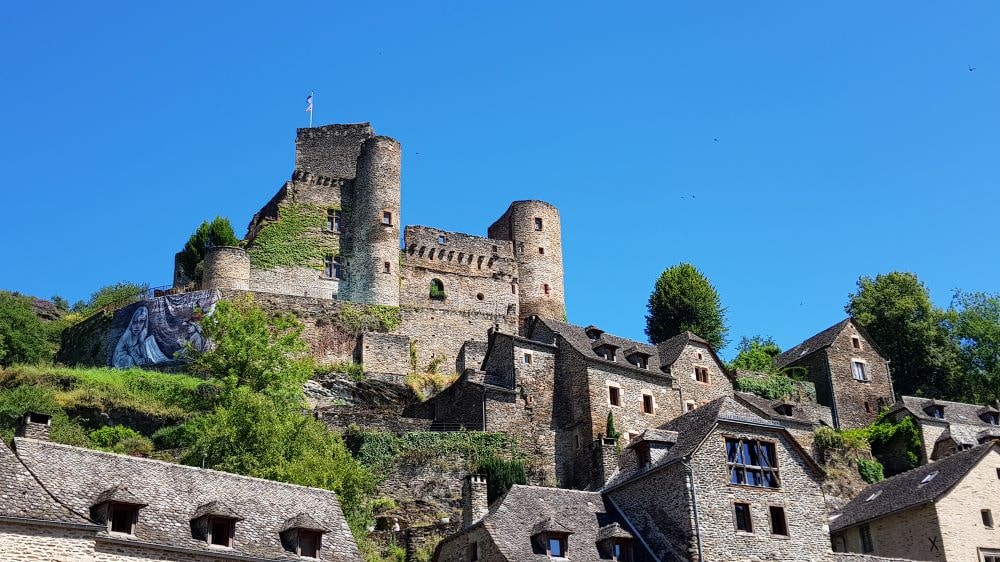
[
  {"x1": 969, "y1": 65, "x2": 977, "y2": 72},
  {"x1": 713, "y1": 138, "x2": 719, "y2": 142}
]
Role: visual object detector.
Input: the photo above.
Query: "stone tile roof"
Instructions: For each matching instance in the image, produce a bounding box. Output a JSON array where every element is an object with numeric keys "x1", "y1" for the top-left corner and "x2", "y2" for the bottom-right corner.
[
  {"x1": 532, "y1": 318, "x2": 664, "y2": 375},
  {"x1": 626, "y1": 428, "x2": 679, "y2": 448},
  {"x1": 457, "y1": 485, "x2": 652, "y2": 561},
  {"x1": 830, "y1": 442, "x2": 997, "y2": 532},
  {"x1": 890, "y1": 395, "x2": 1000, "y2": 431},
  {"x1": 13, "y1": 438, "x2": 360, "y2": 561},
  {"x1": 734, "y1": 391, "x2": 831, "y2": 427},
  {"x1": 595, "y1": 521, "x2": 633, "y2": 541},
  {"x1": 94, "y1": 484, "x2": 147, "y2": 507},
  {"x1": 655, "y1": 331, "x2": 709, "y2": 365},
  {"x1": 775, "y1": 319, "x2": 851, "y2": 368},
  {"x1": 0, "y1": 439, "x2": 92, "y2": 526}
]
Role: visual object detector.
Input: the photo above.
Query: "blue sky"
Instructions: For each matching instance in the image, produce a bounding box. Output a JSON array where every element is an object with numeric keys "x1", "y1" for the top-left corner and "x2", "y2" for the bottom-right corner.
[{"x1": 1, "y1": 2, "x2": 997, "y2": 357}]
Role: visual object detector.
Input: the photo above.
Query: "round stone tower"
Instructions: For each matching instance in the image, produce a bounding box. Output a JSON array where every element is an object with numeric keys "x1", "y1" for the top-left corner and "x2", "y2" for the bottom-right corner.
[
  {"x1": 340, "y1": 136, "x2": 401, "y2": 306},
  {"x1": 202, "y1": 246, "x2": 251, "y2": 290},
  {"x1": 488, "y1": 200, "x2": 565, "y2": 327}
]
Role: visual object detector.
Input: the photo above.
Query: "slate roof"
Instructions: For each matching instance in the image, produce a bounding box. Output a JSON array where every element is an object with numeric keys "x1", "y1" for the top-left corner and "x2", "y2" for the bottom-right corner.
[
  {"x1": 14, "y1": 438, "x2": 360, "y2": 561},
  {"x1": 775, "y1": 319, "x2": 851, "y2": 368},
  {"x1": 656, "y1": 331, "x2": 735, "y2": 382},
  {"x1": 890, "y1": 396, "x2": 1000, "y2": 431},
  {"x1": 530, "y1": 318, "x2": 664, "y2": 374},
  {"x1": 437, "y1": 485, "x2": 653, "y2": 562},
  {"x1": 94, "y1": 484, "x2": 147, "y2": 507},
  {"x1": 734, "y1": 391, "x2": 833, "y2": 427},
  {"x1": 830, "y1": 442, "x2": 998, "y2": 532},
  {"x1": 0, "y1": 439, "x2": 93, "y2": 526},
  {"x1": 626, "y1": 428, "x2": 679, "y2": 448}
]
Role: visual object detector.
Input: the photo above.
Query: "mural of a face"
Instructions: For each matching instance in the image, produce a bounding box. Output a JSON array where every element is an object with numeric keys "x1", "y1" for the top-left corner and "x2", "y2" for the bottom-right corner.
[{"x1": 129, "y1": 307, "x2": 148, "y2": 336}]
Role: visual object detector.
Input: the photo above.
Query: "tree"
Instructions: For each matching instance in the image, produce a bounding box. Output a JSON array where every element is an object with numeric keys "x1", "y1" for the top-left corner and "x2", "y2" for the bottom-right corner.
[
  {"x1": 0, "y1": 292, "x2": 50, "y2": 366},
  {"x1": 845, "y1": 272, "x2": 961, "y2": 400},
  {"x1": 185, "y1": 294, "x2": 313, "y2": 405},
  {"x1": 605, "y1": 411, "x2": 618, "y2": 440},
  {"x1": 645, "y1": 263, "x2": 728, "y2": 349},
  {"x1": 179, "y1": 216, "x2": 240, "y2": 282},
  {"x1": 82, "y1": 282, "x2": 148, "y2": 315},
  {"x1": 945, "y1": 291, "x2": 1000, "y2": 403},
  {"x1": 729, "y1": 336, "x2": 782, "y2": 373}
]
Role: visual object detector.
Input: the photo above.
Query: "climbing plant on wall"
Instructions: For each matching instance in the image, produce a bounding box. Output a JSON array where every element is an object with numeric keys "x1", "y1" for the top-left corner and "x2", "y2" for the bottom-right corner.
[{"x1": 247, "y1": 203, "x2": 339, "y2": 271}]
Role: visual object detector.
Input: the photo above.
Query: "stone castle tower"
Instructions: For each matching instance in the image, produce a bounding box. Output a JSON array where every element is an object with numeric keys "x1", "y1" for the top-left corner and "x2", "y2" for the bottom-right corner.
[{"x1": 488, "y1": 201, "x2": 565, "y2": 327}]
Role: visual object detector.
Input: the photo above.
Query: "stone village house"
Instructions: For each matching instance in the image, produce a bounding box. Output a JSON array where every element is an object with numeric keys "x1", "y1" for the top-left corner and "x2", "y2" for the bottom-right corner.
[
  {"x1": 830, "y1": 441, "x2": 1000, "y2": 561},
  {"x1": 433, "y1": 396, "x2": 833, "y2": 562},
  {"x1": 775, "y1": 319, "x2": 895, "y2": 430},
  {"x1": 0, "y1": 413, "x2": 360, "y2": 562}
]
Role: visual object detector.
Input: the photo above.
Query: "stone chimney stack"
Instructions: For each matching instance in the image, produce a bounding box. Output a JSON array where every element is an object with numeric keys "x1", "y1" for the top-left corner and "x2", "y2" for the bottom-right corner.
[
  {"x1": 462, "y1": 474, "x2": 488, "y2": 528},
  {"x1": 16, "y1": 412, "x2": 52, "y2": 440},
  {"x1": 592, "y1": 437, "x2": 619, "y2": 490}
]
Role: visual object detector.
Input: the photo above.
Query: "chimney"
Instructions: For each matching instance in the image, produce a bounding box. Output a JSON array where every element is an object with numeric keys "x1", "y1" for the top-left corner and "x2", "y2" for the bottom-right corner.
[
  {"x1": 462, "y1": 474, "x2": 488, "y2": 528},
  {"x1": 592, "y1": 437, "x2": 619, "y2": 490},
  {"x1": 16, "y1": 412, "x2": 52, "y2": 440}
]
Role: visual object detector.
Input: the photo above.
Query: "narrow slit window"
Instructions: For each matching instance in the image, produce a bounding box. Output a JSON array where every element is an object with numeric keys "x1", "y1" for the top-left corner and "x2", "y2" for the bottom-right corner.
[
  {"x1": 984, "y1": 509, "x2": 994, "y2": 528},
  {"x1": 852, "y1": 336, "x2": 862, "y2": 350},
  {"x1": 860, "y1": 525, "x2": 874, "y2": 553},
  {"x1": 543, "y1": 284, "x2": 551, "y2": 295},
  {"x1": 383, "y1": 261, "x2": 391, "y2": 274},
  {"x1": 769, "y1": 506, "x2": 788, "y2": 536},
  {"x1": 523, "y1": 353, "x2": 532, "y2": 365},
  {"x1": 382, "y1": 211, "x2": 392, "y2": 225},
  {"x1": 538, "y1": 247, "x2": 545, "y2": 255}
]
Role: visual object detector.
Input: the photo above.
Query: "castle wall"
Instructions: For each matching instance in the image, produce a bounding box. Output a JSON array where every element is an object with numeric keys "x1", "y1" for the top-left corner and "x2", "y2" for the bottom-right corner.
[
  {"x1": 488, "y1": 200, "x2": 566, "y2": 327},
  {"x1": 397, "y1": 306, "x2": 515, "y2": 376},
  {"x1": 340, "y1": 136, "x2": 401, "y2": 306},
  {"x1": 359, "y1": 332, "x2": 411, "y2": 376},
  {"x1": 400, "y1": 226, "x2": 519, "y2": 318},
  {"x1": 248, "y1": 266, "x2": 337, "y2": 299}
]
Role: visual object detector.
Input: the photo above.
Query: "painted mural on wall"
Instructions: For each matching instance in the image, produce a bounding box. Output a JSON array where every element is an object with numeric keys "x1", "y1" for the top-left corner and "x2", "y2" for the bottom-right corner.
[{"x1": 109, "y1": 290, "x2": 220, "y2": 368}]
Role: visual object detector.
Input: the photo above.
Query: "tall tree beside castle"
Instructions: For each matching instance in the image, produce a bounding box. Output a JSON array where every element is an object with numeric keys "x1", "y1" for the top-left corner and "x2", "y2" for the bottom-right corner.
[
  {"x1": 846, "y1": 272, "x2": 961, "y2": 400},
  {"x1": 645, "y1": 262, "x2": 728, "y2": 349}
]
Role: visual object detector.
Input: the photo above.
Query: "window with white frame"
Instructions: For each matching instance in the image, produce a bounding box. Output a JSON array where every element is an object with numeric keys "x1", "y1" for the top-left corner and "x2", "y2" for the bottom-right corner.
[{"x1": 852, "y1": 360, "x2": 869, "y2": 381}]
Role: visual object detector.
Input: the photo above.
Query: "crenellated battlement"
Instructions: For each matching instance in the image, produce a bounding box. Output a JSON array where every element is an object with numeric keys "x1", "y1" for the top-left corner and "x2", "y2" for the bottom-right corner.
[
  {"x1": 295, "y1": 122, "x2": 374, "y2": 140},
  {"x1": 290, "y1": 169, "x2": 344, "y2": 187}
]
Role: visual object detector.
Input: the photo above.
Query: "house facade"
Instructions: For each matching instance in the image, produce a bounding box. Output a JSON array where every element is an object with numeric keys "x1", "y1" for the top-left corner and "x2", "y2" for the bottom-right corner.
[
  {"x1": 830, "y1": 442, "x2": 1000, "y2": 562},
  {"x1": 886, "y1": 396, "x2": 1000, "y2": 464},
  {"x1": 0, "y1": 413, "x2": 360, "y2": 562},
  {"x1": 775, "y1": 319, "x2": 894, "y2": 429}
]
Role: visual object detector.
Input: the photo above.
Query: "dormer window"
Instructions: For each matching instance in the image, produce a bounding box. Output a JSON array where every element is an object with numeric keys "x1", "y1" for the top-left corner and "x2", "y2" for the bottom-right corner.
[
  {"x1": 90, "y1": 485, "x2": 146, "y2": 537},
  {"x1": 636, "y1": 443, "x2": 651, "y2": 469},
  {"x1": 988, "y1": 414, "x2": 999, "y2": 426},
  {"x1": 280, "y1": 514, "x2": 328, "y2": 559},
  {"x1": 595, "y1": 345, "x2": 617, "y2": 361},
  {"x1": 547, "y1": 535, "x2": 567, "y2": 557},
  {"x1": 928, "y1": 405, "x2": 945, "y2": 419},
  {"x1": 774, "y1": 404, "x2": 794, "y2": 417},
  {"x1": 612, "y1": 540, "x2": 632, "y2": 561},
  {"x1": 210, "y1": 517, "x2": 235, "y2": 547},
  {"x1": 584, "y1": 326, "x2": 604, "y2": 340},
  {"x1": 109, "y1": 503, "x2": 139, "y2": 534},
  {"x1": 191, "y1": 501, "x2": 242, "y2": 549}
]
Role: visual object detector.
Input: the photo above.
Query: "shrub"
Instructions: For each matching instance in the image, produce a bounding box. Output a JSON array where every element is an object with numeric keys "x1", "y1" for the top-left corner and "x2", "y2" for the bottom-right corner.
[
  {"x1": 80, "y1": 282, "x2": 148, "y2": 316},
  {"x1": 151, "y1": 424, "x2": 192, "y2": 449},
  {"x1": 734, "y1": 374, "x2": 795, "y2": 400},
  {"x1": 857, "y1": 458, "x2": 885, "y2": 484},
  {"x1": 476, "y1": 455, "x2": 527, "y2": 504},
  {"x1": 0, "y1": 292, "x2": 51, "y2": 366},
  {"x1": 90, "y1": 425, "x2": 143, "y2": 448}
]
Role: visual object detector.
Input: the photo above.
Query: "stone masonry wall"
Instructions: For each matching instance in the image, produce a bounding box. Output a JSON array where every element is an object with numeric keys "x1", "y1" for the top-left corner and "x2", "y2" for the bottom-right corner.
[
  {"x1": 915, "y1": 421, "x2": 947, "y2": 465},
  {"x1": 294, "y1": 123, "x2": 373, "y2": 179},
  {"x1": 359, "y1": 332, "x2": 411, "y2": 376},
  {"x1": 398, "y1": 306, "x2": 515, "y2": 376},
  {"x1": 825, "y1": 327, "x2": 894, "y2": 429},
  {"x1": 586, "y1": 363, "x2": 680, "y2": 447},
  {"x1": 833, "y1": 503, "x2": 941, "y2": 561},
  {"x1": 0, "y1": 521, "x2": 95, "y2": 562},
  {"x1": 248, "y1": 265, "x2": 338, "y2": 299},
  {"x1": 690, "y1": 424, "x2": 831, "y2": 562},
  {"x1": 935, "y1": 447, "x2": 1000, "y2": 561},
  {"x1": 670, "y1": 342, "x2": 734, "y2": 411},
  {"x1": 608, "y1": 461, "x2": 695, "y2": 560},
  {"x1": 201, "y1": 246, "x2": 250, "y2": 291}
]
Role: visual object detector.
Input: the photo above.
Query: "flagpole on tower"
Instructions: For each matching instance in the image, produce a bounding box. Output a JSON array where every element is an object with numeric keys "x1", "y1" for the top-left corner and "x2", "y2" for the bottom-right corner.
[{"x1": 306, "y1": 91, "x2": 314, "y2": 127}]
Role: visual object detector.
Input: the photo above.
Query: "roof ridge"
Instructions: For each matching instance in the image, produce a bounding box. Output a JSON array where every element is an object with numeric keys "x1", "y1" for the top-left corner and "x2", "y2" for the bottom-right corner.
[{"x1": 14, "y1": 438, "x2": 341, "y2": 498}]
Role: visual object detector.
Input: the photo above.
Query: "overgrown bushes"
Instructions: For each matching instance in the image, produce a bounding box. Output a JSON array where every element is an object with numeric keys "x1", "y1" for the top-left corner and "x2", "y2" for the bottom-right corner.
[
  {"x1": 734, "y1": 374, "x2": 796, "y2": 400},
  {"x1": 476, "y1": 455, "x2": 527, "y2": 504}
]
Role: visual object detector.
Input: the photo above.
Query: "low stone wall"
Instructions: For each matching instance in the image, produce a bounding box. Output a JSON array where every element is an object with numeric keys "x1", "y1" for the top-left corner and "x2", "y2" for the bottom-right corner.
[
  {"x1": 56, "y1": 310, "x2": 114, "y2": 366},
  {"x1": 398, "y1": 306, "x2": 515, "y2": 376}
]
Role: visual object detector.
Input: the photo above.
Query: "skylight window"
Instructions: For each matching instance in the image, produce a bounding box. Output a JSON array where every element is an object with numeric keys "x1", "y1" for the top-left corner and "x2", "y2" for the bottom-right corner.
[
  {"x1": 865, "y1": 490, "x2": 882, "y2": 502},
  {"x1": 919, "y1": 471, "x2": 939, "y2": 487}
]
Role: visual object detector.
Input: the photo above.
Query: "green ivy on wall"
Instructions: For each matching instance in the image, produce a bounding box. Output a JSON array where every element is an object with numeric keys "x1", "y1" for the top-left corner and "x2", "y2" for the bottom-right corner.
[
  {"x1": 247, "y1": 203, "x2": 339, "y2": 271},
  {"x1": 334, "y1": 303, "x2": 401, "y2": 333}
]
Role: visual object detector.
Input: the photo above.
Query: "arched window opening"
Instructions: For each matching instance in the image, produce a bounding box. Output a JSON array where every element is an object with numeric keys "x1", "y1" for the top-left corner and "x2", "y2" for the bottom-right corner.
[{"x1": 429, "y1": 279, "x2": 446, "y2": 301}]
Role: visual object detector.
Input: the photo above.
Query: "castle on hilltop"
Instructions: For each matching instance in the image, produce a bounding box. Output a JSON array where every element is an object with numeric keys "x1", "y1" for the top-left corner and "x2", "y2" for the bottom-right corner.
[{"x1": 179, "y1": 122, "x2": 565, "y2": 329}]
